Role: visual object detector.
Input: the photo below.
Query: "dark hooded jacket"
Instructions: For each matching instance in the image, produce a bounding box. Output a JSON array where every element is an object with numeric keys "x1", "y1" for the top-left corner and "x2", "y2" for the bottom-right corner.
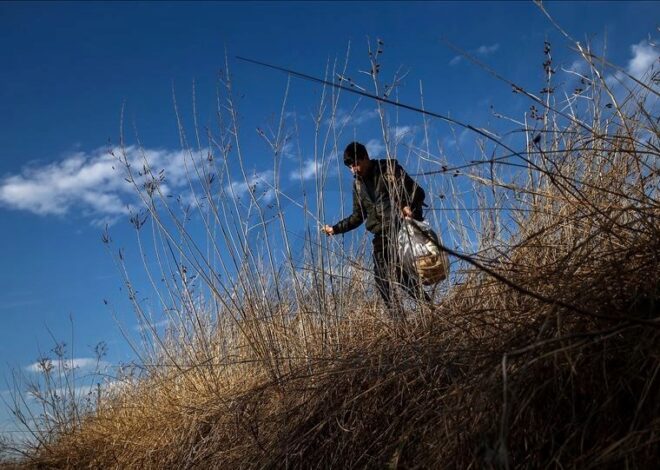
[{"x1": 332, "y1": 159, "x2": 425, "y2": 237}]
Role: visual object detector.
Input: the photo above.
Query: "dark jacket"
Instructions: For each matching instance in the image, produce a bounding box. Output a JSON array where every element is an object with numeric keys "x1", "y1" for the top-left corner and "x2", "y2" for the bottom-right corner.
[{"x1": 332, "y1": 159, "x2": 425, "y2": 237}]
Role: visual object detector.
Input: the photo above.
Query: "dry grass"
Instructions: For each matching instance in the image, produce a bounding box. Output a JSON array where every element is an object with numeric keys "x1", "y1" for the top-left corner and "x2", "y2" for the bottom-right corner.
[{"x1": 3, "y1": 35, "x2": 659, "y2": 469}]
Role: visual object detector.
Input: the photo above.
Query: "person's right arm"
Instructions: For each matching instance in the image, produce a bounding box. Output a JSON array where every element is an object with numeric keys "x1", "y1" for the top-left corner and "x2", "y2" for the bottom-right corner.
[{"x1": 326, "y1": 183, "x2": 365, "y2": 235}]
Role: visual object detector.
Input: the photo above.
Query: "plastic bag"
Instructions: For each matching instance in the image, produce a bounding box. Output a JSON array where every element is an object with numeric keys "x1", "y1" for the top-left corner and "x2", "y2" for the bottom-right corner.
[{"x1": 397, "y1": 219, "x2": 450, "y2": 286}]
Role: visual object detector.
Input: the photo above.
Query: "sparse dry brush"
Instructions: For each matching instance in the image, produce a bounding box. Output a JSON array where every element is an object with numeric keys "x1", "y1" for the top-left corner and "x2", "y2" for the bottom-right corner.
[{"x1": 4, "y1": 33, "x2": 659, "y2": 469}]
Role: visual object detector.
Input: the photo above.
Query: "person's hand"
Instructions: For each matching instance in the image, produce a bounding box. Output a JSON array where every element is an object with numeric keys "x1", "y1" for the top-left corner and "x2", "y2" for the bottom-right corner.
[
  {"x1": 321, "y1": 224, "x2": 335, "y2": 236},
  {"x1": 402, "y1": 206, "x2": 413, "y2": 219}
]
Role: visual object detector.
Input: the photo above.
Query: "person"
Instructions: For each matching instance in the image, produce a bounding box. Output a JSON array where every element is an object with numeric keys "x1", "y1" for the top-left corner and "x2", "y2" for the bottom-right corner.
[{"x1": 323, "y1": 141, "x2": 432, "y2": 315}]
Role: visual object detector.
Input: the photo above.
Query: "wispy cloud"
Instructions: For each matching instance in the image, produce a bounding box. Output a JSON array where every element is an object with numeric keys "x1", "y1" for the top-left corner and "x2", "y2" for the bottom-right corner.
[
  {"x1": 290, "y1": 158, "x2": 322, "y2": 181},
  {"x1": 449, "y1": 43, "x2": 500, "y2": 66},
  {"x1": 476, "y1": 43, "x2": 500, "y2": 55},
  {"x1": 565, "y1": 58, "x2": 589, "y2": 75},
  {"x1": 449, "y1": 56, "x2": 462, "y2": 66},
  {"x1": 0, "y1": 146, "x2": 208, "y2": 225},
  {"x1": 281, "y1": 140, "x2": 296, "y2": 159},
  {"x1": 25, "y1": 357, "x2": 108, "y2": 374},
  {"x1": 626, "y1": 40, "x2": 657, "y2": 80},
  {"x1": 225, "y1": 169, "x2": 276, "y2": 203},
  {"x1": 605, "y1": 39, "x2": 658, "y2": 96},
  {"x1": 325, "y1": 108, "x2": 378, "y2": 128},
  {"x1": 134, "y1": 319, "x2": 171, "y2": 332},
  {"x1": 365, "y1": 139, "x2": 386, "y2": 157},
  {"x1": 26, "y1": 381, "x2": 118, "y2": 402},
  {"x1": 393, "y1": 125, "x2": 416, "y2": 142},
  {"x1": 448, "y1": 128, "x2": 470, "y2": 148}
]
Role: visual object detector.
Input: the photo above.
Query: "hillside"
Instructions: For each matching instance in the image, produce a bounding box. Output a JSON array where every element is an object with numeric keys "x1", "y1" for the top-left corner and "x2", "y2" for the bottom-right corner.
[{"x1": 3, "y1": 41, "x2": 659, "y2": 469}]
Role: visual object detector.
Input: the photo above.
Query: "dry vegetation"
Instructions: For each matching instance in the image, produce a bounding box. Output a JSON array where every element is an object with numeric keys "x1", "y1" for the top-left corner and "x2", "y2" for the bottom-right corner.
[{"x1": 2, "y1": 33, "x2": 659, "y2": 469}]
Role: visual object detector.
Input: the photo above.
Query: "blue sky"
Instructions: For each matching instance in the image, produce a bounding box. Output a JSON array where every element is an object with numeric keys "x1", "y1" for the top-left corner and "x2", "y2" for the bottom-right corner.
[{"x1": 1, "y1": 1, "x2": 658, "y2": 439}]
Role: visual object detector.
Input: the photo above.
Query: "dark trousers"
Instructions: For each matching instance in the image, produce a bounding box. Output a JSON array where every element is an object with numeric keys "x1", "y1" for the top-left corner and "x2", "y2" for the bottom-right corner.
[{"x1": 372, "y1": 233, "x2": 431, "y2": 313}]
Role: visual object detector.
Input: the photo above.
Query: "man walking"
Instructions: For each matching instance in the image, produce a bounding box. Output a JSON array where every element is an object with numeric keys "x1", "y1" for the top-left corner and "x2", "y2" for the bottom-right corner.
[{"x1": 323, "y1": 141, "x2": 431, "y2": 314}]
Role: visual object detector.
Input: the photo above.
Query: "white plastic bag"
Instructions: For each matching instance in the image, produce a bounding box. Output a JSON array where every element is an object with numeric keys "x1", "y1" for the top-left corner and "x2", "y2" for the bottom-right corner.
[{"x1": 397, "y1": 219, "x2": 450, "y2": 286}]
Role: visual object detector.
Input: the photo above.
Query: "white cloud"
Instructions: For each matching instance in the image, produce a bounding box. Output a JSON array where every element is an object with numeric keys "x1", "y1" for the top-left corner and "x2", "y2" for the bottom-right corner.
[
  {"x1": 0, "y1": 146, "x2": 208, "y2": 224},
  {"x1": 393, "y1": 125, "x2": 415, "y2": 141},
  {"x1": 450, "y1": 43, "x2": 500, "y2": 66},
  {"x1": 25, "y1": 357, "x2": 108, "y2": 374},
  {"x1": 476, "y1": 43, "x2": 500, "y2": 55},
  {"x1": 326, "y1": 108, "x2": 378, "y2": 128},
  {"x1": 225, "y1": 169, "x2": 275, "y2": 203},
  {"x1": 448, "y1": 128, "x2": 470, "y2": 148},
  {"x1": 290, "y1": 159, "x2": 322, "y2": 181},
  {"x1": 449, "y1": 56, "x2": 462, "y2": 66},
  {"x1": 26, "y1": 381, "x2": 118, "y2": 402},
  {"x1": 627, "y1": 40, "x2": 658, "y2": 80},
  {"x1": 604, "y1": 39, "x2": 658, "y2": 99},
  {"x1": 365, "y1": 139, "x2": 385, "y2": 157},
  {"x1": 566, "y1": 58, "x2": 588, "y2": 75},
  {"x1": 134, "y1": 319, "x2": 171, "y2": 332},
  {"x1": 281, "y1": 140, "x2": 296, "y2": 159}
]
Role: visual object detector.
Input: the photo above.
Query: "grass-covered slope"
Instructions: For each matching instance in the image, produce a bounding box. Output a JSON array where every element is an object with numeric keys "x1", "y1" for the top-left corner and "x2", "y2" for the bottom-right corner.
[{"x1": 5, "y1": 42, "x2": 659, "y2": 469}]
